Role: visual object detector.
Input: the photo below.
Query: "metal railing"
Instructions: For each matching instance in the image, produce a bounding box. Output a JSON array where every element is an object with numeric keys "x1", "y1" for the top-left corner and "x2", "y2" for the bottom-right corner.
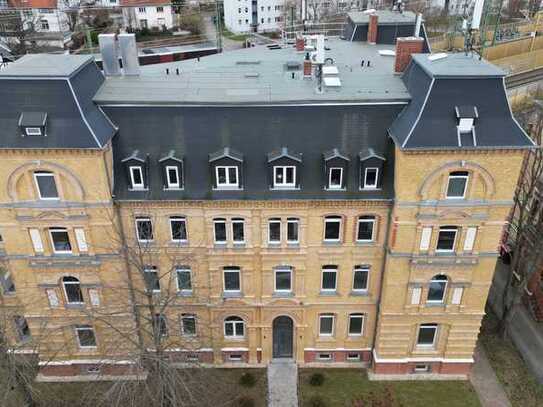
[{"x1": 281, "y1": 22, "x2": 346, "y2": 43}]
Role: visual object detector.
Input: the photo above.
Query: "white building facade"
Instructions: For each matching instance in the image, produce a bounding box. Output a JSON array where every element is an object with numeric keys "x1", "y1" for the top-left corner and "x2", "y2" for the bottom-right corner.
[
  {"x1": 223, "y1": 0, "x2": 286, "y2": 33},
  {"x1": 121, "y1": 1, "x2": 174, "y2": 30}
]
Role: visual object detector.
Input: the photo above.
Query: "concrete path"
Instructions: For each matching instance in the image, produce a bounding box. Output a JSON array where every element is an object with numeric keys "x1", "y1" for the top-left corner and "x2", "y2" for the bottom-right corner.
[
  {"x1": 267, "y1": 360, "x2": 298, "y2": 407},
  {"x1": 469, "y1": 345, "x2": 511, "y2": 407}
]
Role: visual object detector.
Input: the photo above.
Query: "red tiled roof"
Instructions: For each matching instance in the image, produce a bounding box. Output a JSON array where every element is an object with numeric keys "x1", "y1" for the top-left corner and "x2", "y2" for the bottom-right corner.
[
  {"x1": 8, "y1": 0, "x2": 58, "y2": 8},
  {"x1": 120, "y1": 0, "x2": 171, "y2": 6}
]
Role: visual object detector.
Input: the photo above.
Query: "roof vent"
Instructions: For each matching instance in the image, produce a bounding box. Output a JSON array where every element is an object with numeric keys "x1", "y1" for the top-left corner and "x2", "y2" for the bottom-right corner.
[
  {"x1": 236, "y1": 60, "x2": 261, "y2": 65},
  {"x1": 428, "y1": 53, "x2": 448, "y2": 62},
  {"x1": 285, "y1": 61, "x2": 301, "y2": 71},
  {"x1": 244, "y1": 72, "x2": 259, "y2": 78},
  {"x1": 324, "y1": 77, "x2": 341, "y2": 87}
]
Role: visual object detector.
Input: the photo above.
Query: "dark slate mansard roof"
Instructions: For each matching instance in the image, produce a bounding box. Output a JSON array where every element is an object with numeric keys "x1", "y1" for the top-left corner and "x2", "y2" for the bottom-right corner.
[{"x1": 0, "y1": 54, "x2": 116, "y2": 149}]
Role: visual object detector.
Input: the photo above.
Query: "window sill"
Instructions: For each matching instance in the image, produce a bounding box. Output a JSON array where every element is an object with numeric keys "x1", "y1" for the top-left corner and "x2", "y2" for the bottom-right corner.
[
  {"x1": 322, "y1": 241, "x2": 342, "y2": 246},
  {"x1": 214, "y1": 243, "x2": 228, "y2": 249},
  {"x1": 425, "y1": 302, "x2": 446, "y2": 308},
  {"x1": 213, "y1": 187, "x2": 243, "y2": 191},
  {"x1": 223, "y1": 291, "x2": 242, "y2": 298},
  {"x1": 359, "y1": 187, "x2": 382, "y2": 191},
  {"x1": 232, "y1": 243, "x2": 246, "y2": 249},
  {"x1": 287, "y1": 242, "x2": 300, "y2": 247},
  {"x1": 319, "y1": 290, "x2": 338, "y2": 296},
  {"x1": 267, "y1": 243, "x2": 281, "y2": 248},
  {"x1": 65, "y1": 303, "x2": 85, "y2": 309},
  {"x1": 273, "y1": 292, "x2": 294, "y2": 298},
  {"x1": 177, "y1": 291, "x2": 193, "y2": 297},
  {"x1": 270, "y1": 186, "x2": 300, "y2": 191},
  {"x1": 164, "y1": 187, "x2": 184, "y2": 191},
  {"x1": 325, "y1": 187, "x2": 347, "y2": 192},
  {"x1": 350, "y1": 290, "x2": 369, "y2": 296},
  {"x1": 128, "y1": 188, "x2": 149, "y2": 192},
  {"x1": 169, "y1": 241, "x2": 189, "y2": 247}
]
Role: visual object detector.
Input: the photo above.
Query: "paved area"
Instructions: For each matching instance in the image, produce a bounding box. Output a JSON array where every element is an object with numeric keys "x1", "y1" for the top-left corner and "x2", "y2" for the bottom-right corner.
[
  {"x1": 469, "y1": 345, "x2": 511, "y2": 407},
  {"x1": 267, "y1": 360, "x2": 298, "y2": 407}
]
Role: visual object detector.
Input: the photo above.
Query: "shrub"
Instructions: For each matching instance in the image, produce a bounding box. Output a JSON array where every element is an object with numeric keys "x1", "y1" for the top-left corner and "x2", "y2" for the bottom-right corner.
[
  {"x1": 238, "y1": 396, "x2": 255, "y2": 407},
  {"x1": 239, "y1": 372, "x2": 256, "y2": 388},
  {"x1": 309, "y1": 372, "x2": 325, "y2": 386},
  {"x1": 309, "y1": 395, "x2": 326, "y2": 407}
]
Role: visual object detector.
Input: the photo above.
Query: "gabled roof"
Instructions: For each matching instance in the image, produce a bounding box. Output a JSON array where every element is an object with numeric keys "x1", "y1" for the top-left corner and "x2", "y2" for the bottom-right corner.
[
  {"x1": 209, "y1": 147, "x2": 243, "y2": 162},
  {"x1": 323, "y1": 148, "x2": 350, "y2": 161},
  {"x1": 267, "y1": 147, "x2": 302, "y2": 163},
  {"x1": 158, "y1": 150, "x2": 183, "y2": 163},
  {"x1": 359, "y1": 148, "x2": 386, "y2": 161},
  {"x1": 122, "y1": 150, "x2": 145, "y2": 163}
]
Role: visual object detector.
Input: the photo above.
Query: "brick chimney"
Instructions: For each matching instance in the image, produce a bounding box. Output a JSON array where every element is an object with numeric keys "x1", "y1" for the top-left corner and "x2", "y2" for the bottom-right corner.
[
  {"x1": 394, "y1": 37, "x2": 424, "y2": 73},
  {"x1": 368, "y1": 14, "x2": 378, "y2": 44}
]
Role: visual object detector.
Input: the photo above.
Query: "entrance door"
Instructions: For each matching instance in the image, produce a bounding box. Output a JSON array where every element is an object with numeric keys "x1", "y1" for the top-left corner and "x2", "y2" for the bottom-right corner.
[{"x1": 272, "y1": 316, "x2": 293, "y2": 358}]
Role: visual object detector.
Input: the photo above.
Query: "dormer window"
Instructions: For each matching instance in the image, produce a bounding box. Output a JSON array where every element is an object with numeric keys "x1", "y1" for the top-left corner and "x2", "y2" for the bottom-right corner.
[
  {"x1": 19, "y1": 112, "x2": 47, "y2": 137},
  {"x1": 455, "y1": 105, "x2": 478, "y2": 147},
  {"x1": 159, "y1": 151, "x2": 184, "y2": 190},
  {"x1": 268, "y1": 147, "x2": 302, "y2": 190},
  {"x1": 130, "y1": 166, "x2": 144, "y2": 189},
  {"x1": 122, "y1": 150, "x2": 147, "y2": 191},
  {"x1": 359, "y1": 148, "x2": 385, "y2": 190},
  {"x1": 209, "y1": 147, "x2": 243, "y2": 190},
  {"x1": 324, "y1": 148, "x2": 349, "y2": 190}
]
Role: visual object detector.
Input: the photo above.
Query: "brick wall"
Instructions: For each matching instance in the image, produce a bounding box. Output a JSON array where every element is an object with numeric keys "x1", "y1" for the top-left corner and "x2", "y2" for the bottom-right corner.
[
  {"x1": 394, "y1": 37, "x2": 424, "y2": 73},
  {"x1": 368, "y1": 14, "x2": 378, "y2": 44}
]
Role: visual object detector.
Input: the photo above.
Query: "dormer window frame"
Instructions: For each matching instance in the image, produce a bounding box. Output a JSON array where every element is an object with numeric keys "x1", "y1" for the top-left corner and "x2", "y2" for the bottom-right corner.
[
  {"x1": 455, "y1": 105, "x2": 478, "y2": 147},
  {"x1": 215, "y1": 166, "x2": 240, "y2": 189},
  {"x1": 165, "y1": 165, "x2": 181, "y2": 189},
  {"x1": 273, "y1": 165, "x2": 296, "y2": 189},
  {"x1": 25, "y1": 127, "x2": 43, "y2": 136},
  {"x1": 209, "y1": 147, "x2": 244, "y2": 191},
  {"x1": 19, "y1": 112, "x2": 47, "y2": 137},
  {"x1": 359, "y1": 149, "x2": 385, "y2": 191},
  {"x1": 268, "y1": 147, "x2": 302, "y2": 191},
  {"x1": 363, "y1": 167, "x2": 379, "y2": 189},
  {"x1": 129, "y1": 166, "x2": 145, "y2": 190}
]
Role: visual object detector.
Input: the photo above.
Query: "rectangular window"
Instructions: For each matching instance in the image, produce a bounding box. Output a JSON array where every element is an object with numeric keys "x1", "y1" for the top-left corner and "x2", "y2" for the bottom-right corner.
[
  {"x1": 324, "y1": 216, "x2": 341, "y2": 242},
  {"x1": 356, "y1": 216, "x2": 375, "y2": 242},
  {"x1": 321, "y1": 266, "x2": 337, "y2": 292},
  {"x1": 317, "y1": 353, "x2": 332, "y2": 360},
  {"x1": 136, "y1": 218, "x2": 153, "y2": 242},
  {"x1": 414, "y1": 364, "x2": 430, "y2": 373},
  {"x1": 446, "y1": 171, "x2": 468, "y2": 199},
  {"x1": 348, "y1": 313, "x2": 364, "y2": 336},
  {"x1": 75, "y1": 325, "x2": 97, "y2": 348},
  {"x1": 268, "y1": 218, "x2": 281, "y2": 244},
  {"x1": 347, "y1": 352, "x2": 361, "y2": 361},
  {"x1": 166, "y1": 166, "x2": 180, "y2": 189},
  {"x1": 14, "y1": 316, "x2": 31, "y2": 342},
  {"x1": 353, "y1": 267, "x2": 369, "y2": 291},
  {"x1": 229, "y1": 354, "x2": 242, "y2": 361},
  {"x1": 154, "y1": 314, "x2": 168, "y2": 337},
  {"x1": 436, "y1": 227, "x2": 458, "y2": 252},
  {"x1": 216, "y1": 166, "x2": 239, "y2": 188},
  {"x1": 49, "y1": 228, "x2": 72, "y2": 254},
  {"x1": 0, "y1": 272, "x2": 15, "y2": 294},
  {"x1": 319, "y1": 314, "x2": 334, "y2": 336},
  {"x1": 181, "y1": 314, "x2": 196, "y2": 336},
  {"x1": 232, "y1": 218, "x2": 245, "y2": 244},
  {"x1": 129, "y1": 166, "x2": 145, "y2": 190},
  {"x1": 138, "y1": 6, "x2": 146, "y2": 12},
  {"x1": 274, "y1": 267, "x2": 292, "y2": 292},
  {"x1": 364, "y1": 168, "x2": 378, "y2": 189},
  {"x1": 287, "y1": 218, "x2": 299, "y2": 243},
  {"x1": 25, "y1": 127, "x2": 42, "y2": 136},
  {"x1": 156, "y1": 6, "x2": 163, "y2": 12},
  {"x1": 417, "y1": 323, "x2": 438, "y2": 347},
  {"x1": 328, "y1": 167, "x2": 343, "y2": 189},
  {"x1": 144, "y1": 266, "x2": 160, "y2": 292},
  {"x1": 223, "y1": 267, "x2": 241, "y2": 292},
  {"x1": 213, "y1": 219, "x2": 227, "y2": 244},
  {"x1": 463, "y1": 227, "x2": 477, "y2": 252},
  {"x1": 170, "y1": 216, "x2": 187, "y2": 242},
  {"x1": 29, "y1": 229, "x2": 44, "y2": 253},
  {"x1": 419, "y1": 227, "x2": 432, "y2": 251},
  {"x1": 273, "y1": 166, "x2": 296, "y2": 188},
  {"x1": 34, "y1": 171, "x2": 59, "y2": 200},
  {"x1": 176, "y1": 267, "x2": 192, "y2": 293}
]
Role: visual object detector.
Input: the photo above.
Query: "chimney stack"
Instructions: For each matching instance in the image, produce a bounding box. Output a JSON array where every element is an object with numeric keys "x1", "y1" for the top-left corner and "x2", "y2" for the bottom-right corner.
[
  {"x1": 368, "y1": 14, "x2": 378, "y2": 44},
  {"x1": 394, "y1": 36, "x2": 424, "y2": 73},
  {"x1": 118, "y1": 33, "x2": 140, "y2": 76},
  {"x1": 98, "y1": 33, "x2": 121, "y2": 76},
  {"x1": 296, "y1": 33, "x2": 305, "y2": 51}
]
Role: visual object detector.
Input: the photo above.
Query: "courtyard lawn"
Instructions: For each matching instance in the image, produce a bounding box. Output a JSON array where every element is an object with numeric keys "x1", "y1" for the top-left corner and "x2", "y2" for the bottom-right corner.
[
  {"x1": 299, "y1": 368, "x2": 480, "y2": 407},
  {"x1": 480, "y1": 311, "x2": 543, "y2": 407}
]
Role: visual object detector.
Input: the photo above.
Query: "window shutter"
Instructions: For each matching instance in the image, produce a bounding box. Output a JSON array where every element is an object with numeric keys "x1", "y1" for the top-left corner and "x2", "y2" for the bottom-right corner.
[
  {"x1": 419, "y1": 227, "x2": 432, "y2": 251},
  {"x1": 463, "y1": 227, "x2": 477, "y2": 252},
  {"x1": 451, "y1": 287, "x2": 464, "y2": 305},
  {"x1": 89, "y1": 289, "x2": 100, "y2": 306},
  {"x1": 29, "y1": 229, "x2": 44, "y2": 253},
  {"x1": 46, "y1": 289, "x2": 59, "y2": 307},
  {"x1": 411, "y1": 287, "x2": 422, "y2": 305},
  {"x1": 75, "y1": 228, "x2": 88, "y2": 252}
]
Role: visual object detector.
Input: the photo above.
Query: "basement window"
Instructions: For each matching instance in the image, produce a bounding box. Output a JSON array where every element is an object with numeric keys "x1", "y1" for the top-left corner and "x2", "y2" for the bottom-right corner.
[
  {"x1": 317, "y1": 353, "x2": 332, "y2": 361},
  {"x1": 413, "y1": 364, "x2": 430, "y2": 373},
  {"x1": 347, "y1": 352, "x2": 361, "y2": 361},
  {"x1": 228, "y1": 354, "x2": 243, "y2": 361}
]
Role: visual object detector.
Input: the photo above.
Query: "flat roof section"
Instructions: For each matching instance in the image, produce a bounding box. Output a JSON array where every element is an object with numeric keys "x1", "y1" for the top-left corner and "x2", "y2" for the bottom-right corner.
[
  {"x1": 348, "y1": 10, "x2": 417, "y2": 25},
  {"x1": 0, "y1": 54, "x2": 93, "y2": 77}
]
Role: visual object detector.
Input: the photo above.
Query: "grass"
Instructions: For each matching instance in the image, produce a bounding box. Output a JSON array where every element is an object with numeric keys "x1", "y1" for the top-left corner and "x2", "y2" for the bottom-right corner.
[
  {"x1": 479, "y1": 311, "x2": 543, "y2": 407},
  {"x1": 222, "y1": 29, "x2": 251, "y2": 42},
  {"x1": 299, "y1": 369, "x2": 480, "y2": 407}
]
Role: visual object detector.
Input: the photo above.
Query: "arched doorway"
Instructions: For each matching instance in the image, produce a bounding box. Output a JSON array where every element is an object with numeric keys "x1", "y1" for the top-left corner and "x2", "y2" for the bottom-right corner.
[{"x1": 272, "y1": 316, "x2": 294, "y2": 358}]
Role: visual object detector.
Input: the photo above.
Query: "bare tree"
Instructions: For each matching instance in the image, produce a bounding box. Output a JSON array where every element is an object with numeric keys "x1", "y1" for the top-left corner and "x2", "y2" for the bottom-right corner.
[
  {"x1": 0, "y1": 10, "x2": 47, "y2": 55},
  {"x1": 60, "y1": 0, "x2": 80, "y2": 32}
]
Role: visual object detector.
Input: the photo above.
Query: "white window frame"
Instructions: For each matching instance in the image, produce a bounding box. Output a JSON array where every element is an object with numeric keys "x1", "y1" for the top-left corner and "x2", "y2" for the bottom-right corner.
[
  {"x1": 323, "y1": 216, "x2": 342, "y2": 242},
  {"x1": 165, "y1": 165, "x2": 181, "y2": 189},
  {"x1": 286, "y1": 218, "x2": 299, "y2": 244},
  {"x1": 213, "y1": 219, "x2": 227, "y2": 244},
  {"x1": 436, "y1": 227, "x2": 458, "y2": 253},
  {"x1": 321, "y1": 266, "x2": 337, "y2": 292},
  {"x1": 347, "y1": 352, "x2": 361, "y2": 361},
  {"x1": 215, "y1": 166, "x2": 239, "y2": 188},
  {"x1": 328, "y1": 167, "x2": 343, "y2": 190},
  {"x1": 446, "y1": 172, "x2": 469, "y2": 199},
  {"x1": 416, "y1": 324, "x2": 438, "y2": 348},
  {"x1": 319, "y1": 314, "x2": 335, "y2": 336},
  {"x1": 62, "y1": 277, "x2": 83, "y2": 305},
  {"x1": 223, "y1": 267, "x2": 241, "y2": 293},
  {"x1": 180, "y1": 314, "x2": 197, "y2": 337},
  {"x1": 317, "y1": 353, "x2": 332, "y2": 360},
  {"x1": 274, "y1": 267, "x2": 292, "y2": 293},
  {"x1": 33, "y1": 171, "x2": 59, "y2": 200},
  {"x1": 352, "y1": 267, "x2": 369, "y2": 292},
  {"x1": 49, "y1": 228, "x2": 72, "y2": 254},
  {"x1": 273, "y1": 166, "x2": 296, "y2": 188},
  {"x1": 144, "y1": 266, "x2": 161, "y2": 293},
  {"x1": 129, "y1": 166, "x2": 145, "y2": 190},
  {"x1": 426, "y1": 275, "x2": 448, "y2": 304},
  {"x1": 356, "y1": 217, "x2": 375, "y2": 242},
  {"x1": 348, "y1": 313, "x2": 365, "y2": 336},
  {"x1": 231, "y1": 218, "x2": 245, "y2": 244},
  {"x1": 363, "y1": 167, "x2": 379, "y2": 189},
  {"x1": 176, "y1": 267, "x2": 192, "y2": 294},
  {"x1": 135, "y1": 218, "x2": 153, "y2": 243},
  {"x1": 224, "y1": 317, "x2": 245, "y2": 338},
  {"x1": 268, "y1": 218, "x2": 281, "y2": 244},
  {"x1": 169, "y1": 216, "x2": 187, "y2": 243},
  {"x1": 75, "y1": 325, "x2": 97, "y2": 349},
  {"x1": 25, "y1": 127, "x2": 42, "y2": 136}
]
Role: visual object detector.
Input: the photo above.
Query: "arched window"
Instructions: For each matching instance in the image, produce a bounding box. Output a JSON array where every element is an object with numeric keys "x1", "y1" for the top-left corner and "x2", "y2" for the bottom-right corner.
[
  {"x1": 427, "y1": 275, "x2": 448, "y2": 303},
  {"x1": 224, "y1": 316, "x2": 245, "y2": 338},
  {"x1": 62, "y1": 276, "x2": 83, "y2": 304}
]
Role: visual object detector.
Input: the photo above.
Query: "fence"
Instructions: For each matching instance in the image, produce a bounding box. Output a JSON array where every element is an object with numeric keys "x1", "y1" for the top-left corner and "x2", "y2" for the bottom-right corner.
[{"x1": 281, "y1": 22, "x2": 345, "y2": 42}]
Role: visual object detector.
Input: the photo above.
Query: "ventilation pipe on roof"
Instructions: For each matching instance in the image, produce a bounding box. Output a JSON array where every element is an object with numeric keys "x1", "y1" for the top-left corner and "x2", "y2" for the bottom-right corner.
[
  {"x1": 118, "y1": 33, "x2": 140, "y2": 76},
  {"x1": 98, "y1": 33, "x2": 121, "y2": 76},
  {"x1": 414, "y1": 13, "x2": 422, "y2": 37}
]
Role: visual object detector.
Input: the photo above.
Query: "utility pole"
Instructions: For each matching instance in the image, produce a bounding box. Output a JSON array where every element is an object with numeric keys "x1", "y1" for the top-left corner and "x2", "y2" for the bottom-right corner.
[
  {"x1": 290, "y1": 5, "x2": 295, "y2": 32},
  {"x1": 215, "y1": 0, "x2": 222, "y2": 52}
]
